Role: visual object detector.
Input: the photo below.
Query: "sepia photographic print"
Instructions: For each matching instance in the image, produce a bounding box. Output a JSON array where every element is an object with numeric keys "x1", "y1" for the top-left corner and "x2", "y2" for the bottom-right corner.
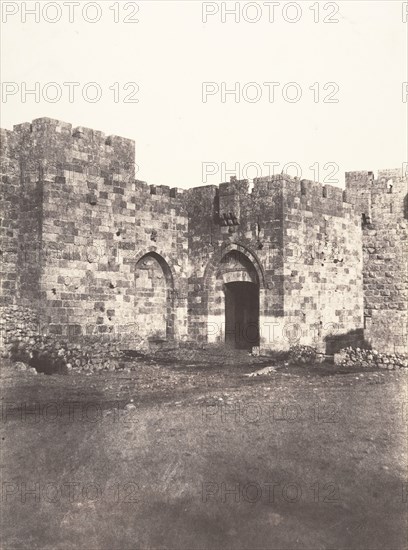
[{"x1": 0, "y1": 1, "x2": 407, "y2": 549}]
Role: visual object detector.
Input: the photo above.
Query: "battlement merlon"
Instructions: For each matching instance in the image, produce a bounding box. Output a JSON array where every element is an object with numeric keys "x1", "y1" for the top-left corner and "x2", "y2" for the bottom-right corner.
[
  {"x1": 2, "y1": 117, "x2": 136, "y2": 179},
  {"x1": 0, "y1": 127, "x2": 17, "y2": 157}
]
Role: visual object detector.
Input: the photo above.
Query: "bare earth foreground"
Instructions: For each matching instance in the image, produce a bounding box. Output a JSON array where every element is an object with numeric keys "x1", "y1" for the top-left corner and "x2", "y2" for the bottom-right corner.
[{"x1": 1, "y1": 349, "x2": 407, "y2": 550}]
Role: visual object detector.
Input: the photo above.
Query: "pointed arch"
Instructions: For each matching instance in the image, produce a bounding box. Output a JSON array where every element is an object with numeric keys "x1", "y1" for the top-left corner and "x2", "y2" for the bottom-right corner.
[
  {"x1": 134, "y1": 249, "x2": 176, "y2": 341},
  {"x1": 133, "y1": 247, "x2": 177, "y2": 289},
  {"x1": 203, "y1": 243, "x2": 264, "y2": 346},
  {"x1": 203, "y1": 242, "x2": 266, "y2": 290}
]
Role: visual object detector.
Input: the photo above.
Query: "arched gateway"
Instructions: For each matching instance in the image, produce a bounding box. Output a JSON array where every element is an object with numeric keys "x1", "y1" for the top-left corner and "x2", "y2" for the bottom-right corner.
[{"x1": 205, "y1": 245, "x2": 265, "y2": 350}]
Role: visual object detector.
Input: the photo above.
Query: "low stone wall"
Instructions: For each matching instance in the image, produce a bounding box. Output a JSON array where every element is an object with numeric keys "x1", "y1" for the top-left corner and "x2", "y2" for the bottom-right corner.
[
  {"x1": 0, "y1": 305, "x2": 41, "y2": 355},
  {"x1": 334, "y1": 347, "x2": 408, "y2": 370},
  {"x1": 0, "y1": 305, "x2": 130, "y2": 373}
]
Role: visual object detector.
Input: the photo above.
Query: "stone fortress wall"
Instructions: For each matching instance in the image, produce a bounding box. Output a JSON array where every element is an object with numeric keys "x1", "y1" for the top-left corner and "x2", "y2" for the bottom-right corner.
[{"x1": 1, "y1": 118, "x2": 406, "y2": 355}]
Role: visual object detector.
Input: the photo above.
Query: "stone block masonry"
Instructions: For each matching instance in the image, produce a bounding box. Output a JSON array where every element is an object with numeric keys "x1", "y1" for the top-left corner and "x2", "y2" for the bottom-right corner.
[
  {"x1": 1, "y1": 117, "x2": 406, "y2": 357},
  {"x1": 346, "y1": 169, "x2": 408, "y2": 353}
]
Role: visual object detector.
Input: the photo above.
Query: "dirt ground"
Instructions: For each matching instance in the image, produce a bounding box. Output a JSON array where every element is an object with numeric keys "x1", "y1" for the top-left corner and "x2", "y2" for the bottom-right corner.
[{"x1": 1, "y1": 348, "x2": 407, "y2": 550}]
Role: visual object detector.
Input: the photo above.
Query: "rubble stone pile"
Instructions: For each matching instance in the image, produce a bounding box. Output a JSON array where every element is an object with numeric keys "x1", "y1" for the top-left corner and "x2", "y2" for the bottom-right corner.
[
  {"x1": 287, "y1": 345, "x2": 320, "y2": 364},
  {"x1": 334, "y1": 347, "x2": 408, "y2": 370}
]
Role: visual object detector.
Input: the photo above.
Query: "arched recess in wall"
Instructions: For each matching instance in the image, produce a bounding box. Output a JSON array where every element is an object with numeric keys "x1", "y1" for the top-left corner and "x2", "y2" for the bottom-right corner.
[
  {"x1": 134, "y1": 249, "x2": 176, "y2": 341},
  {"x1": 203, "y1": 243, "x2": 266, "y2": 347}
]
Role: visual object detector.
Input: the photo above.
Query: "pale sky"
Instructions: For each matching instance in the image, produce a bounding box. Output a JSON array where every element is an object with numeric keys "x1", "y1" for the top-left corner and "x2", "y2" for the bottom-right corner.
[{"x1": 1, "y1": 0, "x2": 407, "y2": 188}]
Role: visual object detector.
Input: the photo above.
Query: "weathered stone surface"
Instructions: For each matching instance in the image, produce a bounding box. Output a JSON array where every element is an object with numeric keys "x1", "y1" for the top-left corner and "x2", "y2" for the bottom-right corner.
[
  {"x1": 0, "y1": 118, "x2": 407, "y2": 366},
  {"x1": 346, "y1": 169, "x2": 407, "y2": 354}
]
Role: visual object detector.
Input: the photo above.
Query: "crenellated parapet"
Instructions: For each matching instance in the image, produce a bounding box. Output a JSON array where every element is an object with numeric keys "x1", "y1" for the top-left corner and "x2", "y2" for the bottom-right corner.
[{"x1": 184, "y1": 174, "x2": 357, "y2": 222}]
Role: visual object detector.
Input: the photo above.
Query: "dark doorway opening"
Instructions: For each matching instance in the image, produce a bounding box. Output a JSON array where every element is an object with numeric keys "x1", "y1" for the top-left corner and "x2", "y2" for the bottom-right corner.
[{"x1": 224, "y1": 282, "x2": 260, "y2": 349}]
